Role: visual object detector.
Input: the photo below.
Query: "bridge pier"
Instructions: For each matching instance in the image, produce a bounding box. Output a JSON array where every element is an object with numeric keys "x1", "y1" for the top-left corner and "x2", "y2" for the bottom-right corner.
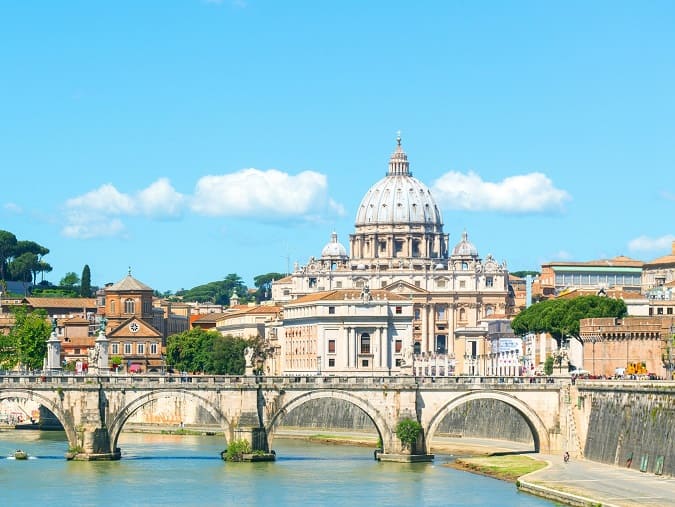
[{"x1": 66, "y1": 425, "x2": 120, "y2": 461}]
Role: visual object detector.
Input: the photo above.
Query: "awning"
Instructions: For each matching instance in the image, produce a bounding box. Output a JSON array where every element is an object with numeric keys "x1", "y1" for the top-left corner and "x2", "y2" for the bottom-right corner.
[{"x1": 128, "y1": 364, "x2": 142, "y2": 373}]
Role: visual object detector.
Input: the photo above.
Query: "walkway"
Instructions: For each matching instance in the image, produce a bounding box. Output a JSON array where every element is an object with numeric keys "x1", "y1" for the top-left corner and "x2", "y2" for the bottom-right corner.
[{"x1": 521, "y1": 453, "x2": 675, "y2": 507}]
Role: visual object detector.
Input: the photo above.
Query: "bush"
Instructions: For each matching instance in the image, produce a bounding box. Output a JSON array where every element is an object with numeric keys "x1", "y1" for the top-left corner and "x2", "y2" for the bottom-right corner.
[
  {"x1": 224, "y1": 438, "x2": 252, "y2": 462},
  {"x1": 395, "y1": 418, "x2": 422, "y2": 451}
]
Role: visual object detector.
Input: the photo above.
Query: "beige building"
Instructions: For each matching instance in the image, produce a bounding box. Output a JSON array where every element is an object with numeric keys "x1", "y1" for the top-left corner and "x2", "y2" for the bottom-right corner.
[
  {"x1": 268, "y1": 289, "x2": 413, "y2": 376},
  {"x1": 272, "y1": 136, "x2": 514, "y2": 376}
]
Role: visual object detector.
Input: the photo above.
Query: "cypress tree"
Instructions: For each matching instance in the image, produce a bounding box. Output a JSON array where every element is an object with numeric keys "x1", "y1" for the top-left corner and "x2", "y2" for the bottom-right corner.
[{"x1": 80, "y1": 264, "x2": 91, "y2": 297}]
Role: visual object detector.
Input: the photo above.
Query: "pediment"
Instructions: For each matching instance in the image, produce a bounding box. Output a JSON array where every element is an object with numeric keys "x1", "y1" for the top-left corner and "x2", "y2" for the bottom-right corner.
[
  {"x1": 108, "y1": 317, "x2": 162, "y2": 339},
  {"x1": 381, "y1": 280, "x2": 429, "y2": 295}
]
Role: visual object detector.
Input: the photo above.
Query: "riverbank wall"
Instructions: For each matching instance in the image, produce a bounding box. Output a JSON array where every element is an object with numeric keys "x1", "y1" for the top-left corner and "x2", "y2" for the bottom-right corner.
[{"x1": 575, "y1": 381, "x2": 674, "y2": 477}]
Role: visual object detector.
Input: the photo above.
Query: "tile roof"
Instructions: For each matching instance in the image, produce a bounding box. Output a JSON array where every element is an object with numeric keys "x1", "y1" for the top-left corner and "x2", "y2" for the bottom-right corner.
[
  {"x1": 26, "y1": 297, "x2": 97, "y2": 309},
  {"x1": 107, "y1": 274, "x2": 153, "y2": 292},
  {"x1": 290, "y1": 289, "x2": 409, "y2": 304}
]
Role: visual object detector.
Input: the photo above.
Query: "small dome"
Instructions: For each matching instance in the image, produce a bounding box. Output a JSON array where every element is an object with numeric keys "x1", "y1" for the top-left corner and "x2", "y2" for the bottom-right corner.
[
  {"x1": 452, "y1": 231, "x2": 478, "y2": 257},
  {"x1": 321, "y1": 231, "x2": 348, "y2": 258}
]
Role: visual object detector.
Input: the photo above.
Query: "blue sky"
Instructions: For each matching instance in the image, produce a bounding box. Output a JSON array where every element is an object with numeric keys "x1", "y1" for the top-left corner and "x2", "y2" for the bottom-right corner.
[{"x1": 2, "y1": 1, "x2": 674, "y2": 293}]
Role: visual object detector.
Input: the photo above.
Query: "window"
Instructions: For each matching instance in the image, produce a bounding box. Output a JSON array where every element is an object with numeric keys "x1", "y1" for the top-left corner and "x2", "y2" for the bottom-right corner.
[
  {"x1": 461, "y1": 262, "x2": 468, "y2": 270},
  {"x1": 361, "y1": 359, "x2": 369, "y2": 367},
  {"x1": 360, "y1": 333, "x2": 371, "y2": 354},
  {"x1": 486, "y1": 276, "x2": 493, "y2": 287},
  {"x1": 381, "y1": 280, "x2": 387, "y2": 288},
  {"x1": 436, "y1": 279, "x2": 446, "y2": 288},
  {"x1": 328, "y1": 358, "x2": 335, "y2": 367},
  {"x1": 379, "y1": 240, "x2": 387, "y2": 252},
  {"x1": 328, "y1": 339, "x2": 336, "y2": 353},
  {"x1": 414, "y1": 280, "x2": 421, "y2": 288},
  {"x1": 459, "y1": 308, "x2": 466, "y2": 321},
  {"x1": 413, "y1": 342, "x2": 421, "y2": 355},
  {"x1": 283, "y1": 289, "x2": 290, "y2": 296},
  {"x1": 124, "y1": 342, "x2": 132, "y2": 354},
  {"x1": 414, "y1": 307, "x2": 421, "y2": 320},
  {"x1": 394, "y1": 239, "x2": 404, "y2": 256},
  {"x1": 328, "y1": 306, "x2": 335, "y2": 315},
  {"x1": 485, "y1": 305, "x2": 494, "y2": 316},
  {"x1": 657, "y1": 307, "x2": 664, "y2": 315},
  {"x1": 110, "y1": 300, "x2": 116, "y2": 314},
  {"x1": 395, "y1": 359, "x2": 402, "y2": 367},
  {"x1": 309, "y1": 277, "x2": 317, "y2": 288},
  {"x1": 395, "y1": 340, "x2": 402, "y2": 353},
  {"x1": 124, "y1": 298, "x2": 135, "y2": 314},
  {"x1": 668, "y1": 308, "x2": 673, "y2": 315},
  {"x1": 111, "y1": 343, "x2": 119, "y2": 354},
  {"x1": 435, "y1": 335, "x2": 447, "y2": 354},
  {"x1": 335, "y1": 281, "x2": 342, "y2": 288},
  {"x1": 436, "y1": 306, "x2": 446, "y2": 320},
  {"x1": 150, "y1": 342, "x2": 158, "y2": 354},
  {"x1": 459, "y1": 280, "x2": 466, "y2": 289},
  {"x1": 137, "y1": 343, "x2": 145, "y2": 354},
  {"x1": 395, "y1": 306, "x2": 402, "y2": 314}
]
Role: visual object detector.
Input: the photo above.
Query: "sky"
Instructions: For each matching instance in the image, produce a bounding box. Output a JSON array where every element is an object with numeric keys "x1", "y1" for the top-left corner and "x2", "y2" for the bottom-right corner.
[{"x1": 2, "y1": 1, "x2": 675, "y2": 294}]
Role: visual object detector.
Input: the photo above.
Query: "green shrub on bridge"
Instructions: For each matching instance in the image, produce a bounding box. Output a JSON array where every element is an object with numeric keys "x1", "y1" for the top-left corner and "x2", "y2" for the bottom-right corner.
[
  {"x1": 395, "y1": 418, "x2": 422, "y2": 451},
  {"x1": 224, "y1": 438, "x2": 252, "y2": 461}
]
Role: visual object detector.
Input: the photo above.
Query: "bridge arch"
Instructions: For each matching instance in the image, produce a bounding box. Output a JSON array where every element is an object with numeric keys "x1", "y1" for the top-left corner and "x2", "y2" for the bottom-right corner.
[
  {"x1": 425, "y1": 391, "x2": 550, "y2": 453},
  {"x1": 107, "y1": 389, "x2": 233, "y2": 450},
  {"x1": 266, "y1": 389, "x2": 391, "y2": 452},
  {"x1": 0, "y1": 389, "x2": 76, "y2": 446}
]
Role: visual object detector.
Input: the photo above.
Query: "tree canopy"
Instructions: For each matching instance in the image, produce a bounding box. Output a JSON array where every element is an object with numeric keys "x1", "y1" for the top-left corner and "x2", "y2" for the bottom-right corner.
[
  {"x1": 253, "y1": 272, "x2": 285, "y2": 302},
  {"x1": 81, "y1": 265, "x2": 92, "y2": 297},
  {"x1": 177, "y1": 273, "x2": 249, "y2": 306},
  {"x1": 511, "y1": 295, "x2": 627, "y2": 344},
  {"x1": 0, "y1": 307, "x2": 50, "y2": 371},
  {"x1": 166, "y1": 328, "x2": 250, "y2": 374}
]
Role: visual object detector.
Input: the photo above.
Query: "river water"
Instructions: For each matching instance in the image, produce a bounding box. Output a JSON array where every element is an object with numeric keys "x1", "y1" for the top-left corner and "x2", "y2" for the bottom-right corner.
[{"x1": 0, "y1": 430, "x2": 557, "y2": 506}]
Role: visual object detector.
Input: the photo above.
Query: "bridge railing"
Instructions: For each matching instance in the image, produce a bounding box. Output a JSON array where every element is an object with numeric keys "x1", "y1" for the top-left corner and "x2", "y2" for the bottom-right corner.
[{"x1": 0, "y1": 372, "x2": 571, "y2": 387}]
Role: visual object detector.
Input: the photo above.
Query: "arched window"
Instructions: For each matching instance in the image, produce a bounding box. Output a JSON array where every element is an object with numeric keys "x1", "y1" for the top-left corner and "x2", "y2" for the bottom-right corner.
[
  {"x1": 360, "y1": 333, "x2": 371, "y2": 354},
  {"x1": 485, "y1": 305, "x2": 494, "y2": 316},
  {"x1": 124, "y1": 298, "x2": 135, "y2": 314},
  {"x1": 459, "y1": 308, "x2": 466, "y2": 322}
]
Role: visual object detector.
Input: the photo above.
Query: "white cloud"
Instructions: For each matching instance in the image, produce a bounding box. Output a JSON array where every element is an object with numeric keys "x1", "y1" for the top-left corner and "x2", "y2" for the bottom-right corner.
[
  {"x1": 62, "y1": 217, "x2": 126, "y2": 239},
  {"x1": 3, "y1": 202, "x2": 23, "y2": 214},
  {"x1": 191, "y1": 169, "x2": 330, "y2": 218},
  {"x1": 62, "y1": 179, "x2": 186, "y2": 238},
  {"x1": 137, "y1": 178, "x2": 185, "y2": 218},
  {"x1": 65, "y1": 183, "x2": 136, "y2": 215},
  {"x1": 628, "y1": 235, "x2": 675, "y2": 252},
  {"x1": 432, "y1": 171, "x2": 570, "y2": 213}
]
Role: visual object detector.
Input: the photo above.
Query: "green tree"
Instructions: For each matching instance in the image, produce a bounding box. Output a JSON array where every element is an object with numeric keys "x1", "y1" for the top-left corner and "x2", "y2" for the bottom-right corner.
[
  {"x1": 9, "y1": 252, "x2": 38, "y2": 284},
  {"x1": 511, "y1": 295, "x2": 627, "y2": 346},
  {"x1": 60, "y1": 272, "x2": 80, "y2": 289},
  {"x1": 0, "y1": 230, "x2": 18, "y2": 281},
  {"x1": 166, "y1": 328, "x2": 251, "y2": 374},
  {"x1": 80, "y1": 265, "x2": 92, "y2": 297},
  {"x1": 0, "y1": 307, "x2": 50, "y2": 371},
  {"x1": 211, "y1": 334, "x2": 249, "y2": 374},
  {"x1": 253, "y1": 272, "x2": 285, "y2": 302},
  {"x1": 544, "y1": 355, "x2": 554, "y2": 376},
  {"x1": 179, "y1": 274, "x2": 250, "y2": 306}
]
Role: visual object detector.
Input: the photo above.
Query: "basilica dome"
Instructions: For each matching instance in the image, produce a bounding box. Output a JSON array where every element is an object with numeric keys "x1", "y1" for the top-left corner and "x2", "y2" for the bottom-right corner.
[{"x1": 354, "y1": 136, "x2": 443, "y2": 227}]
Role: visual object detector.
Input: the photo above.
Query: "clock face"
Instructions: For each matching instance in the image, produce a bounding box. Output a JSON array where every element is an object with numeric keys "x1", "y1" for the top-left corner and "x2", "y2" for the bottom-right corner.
[{"x1": 129, "y1": 322, "x2": 140, "y2": 333}]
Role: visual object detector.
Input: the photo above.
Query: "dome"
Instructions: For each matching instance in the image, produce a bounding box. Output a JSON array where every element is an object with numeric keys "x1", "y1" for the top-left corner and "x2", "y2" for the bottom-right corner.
[
  {"x1": 452, "y1": 230, "x2": 478, "y2": 257},
  {"x1": 354, "y1": 136, "x2": 443, "y2": 227},
  {"x1": 321, "y1": 231, "x2": 348, "y2": 258}
]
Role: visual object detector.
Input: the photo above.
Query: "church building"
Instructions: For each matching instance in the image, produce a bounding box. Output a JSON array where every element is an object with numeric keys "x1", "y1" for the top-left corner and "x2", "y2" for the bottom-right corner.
[{"x1": 272, "y1": 136, "x2": 514, "y2": 375}]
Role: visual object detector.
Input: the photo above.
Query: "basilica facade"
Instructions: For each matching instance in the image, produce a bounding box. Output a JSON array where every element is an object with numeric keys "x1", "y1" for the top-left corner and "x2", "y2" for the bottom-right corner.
[{"x1": 272, "y1": 136, "x2": 515, "y2": 375}]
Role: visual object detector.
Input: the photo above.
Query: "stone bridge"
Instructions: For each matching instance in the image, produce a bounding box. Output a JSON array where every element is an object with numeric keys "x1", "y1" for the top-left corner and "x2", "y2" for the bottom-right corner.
[{"x1": 0, "y1": 374, "x2": 571, "y2": 461}]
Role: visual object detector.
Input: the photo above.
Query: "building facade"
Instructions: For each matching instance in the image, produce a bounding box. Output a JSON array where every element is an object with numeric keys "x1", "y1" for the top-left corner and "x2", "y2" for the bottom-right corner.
[{"x1": 272, "y1": 136, "x2": 514, "y2": 376}]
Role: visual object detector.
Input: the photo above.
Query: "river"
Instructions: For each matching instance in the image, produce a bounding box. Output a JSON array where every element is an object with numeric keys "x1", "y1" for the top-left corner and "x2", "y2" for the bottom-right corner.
[{"x1": 0, "y1": 430, "x2": 557, "y2": 506}]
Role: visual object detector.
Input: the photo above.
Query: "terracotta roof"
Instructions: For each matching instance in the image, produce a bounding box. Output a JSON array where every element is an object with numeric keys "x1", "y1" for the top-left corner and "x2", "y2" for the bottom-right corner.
[
  {"x1": 61, "y1": 317, "x2": 90, "y2": 325},
  {"x1": 26, "y1": 297, "x2": 97, "y2": 309},
  {"x1": 107, "y1": 274, "x2": 153, "y2": 292},
  {"x1": 643, "y1": 254, "x2": 675, "y2": 267},
  {"x1": 290, "y1": 289, "x2": 409, "y2": 304},
  {"x1": 193, "y1": 313, "x2": 228, "y2": 324},
  {"x1": 275, "y1": 276, "x2": 292, "y2": 283}
]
